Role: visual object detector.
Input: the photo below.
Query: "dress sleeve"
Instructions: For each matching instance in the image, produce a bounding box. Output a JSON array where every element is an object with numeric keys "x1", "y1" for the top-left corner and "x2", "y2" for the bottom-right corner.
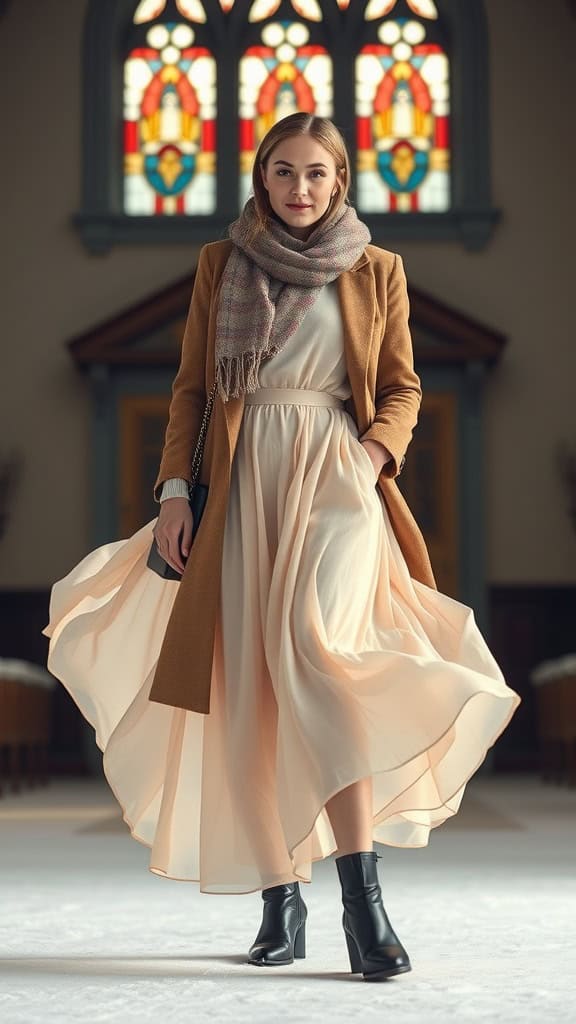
[
  {"x1": 358, "y1": 253, "x2": 421, "y2": 479},
  {"x1": 159, "y1": 478, "x2": 190, "y2": 502}
]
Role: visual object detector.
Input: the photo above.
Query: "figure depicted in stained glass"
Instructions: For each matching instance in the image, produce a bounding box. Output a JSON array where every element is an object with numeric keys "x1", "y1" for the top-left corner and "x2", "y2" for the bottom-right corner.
[
  {"x1": 239, "y1": 20, "x2": 332, "y2": 206},
  {"x1": 124, "y1": 22, "x2": 216, "y2": 215},
  {"x1": 356, "y1": 6, "x2": 449, "y2": 213}
]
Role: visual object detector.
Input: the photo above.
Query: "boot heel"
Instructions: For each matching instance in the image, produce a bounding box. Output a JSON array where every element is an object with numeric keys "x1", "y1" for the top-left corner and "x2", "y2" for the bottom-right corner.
[
  {"x1": 344, "y1": 928, "x2": 362, "y2": 973},
  {"x1": 293, "y1": 920, "x2": 306, "y2": 959}
]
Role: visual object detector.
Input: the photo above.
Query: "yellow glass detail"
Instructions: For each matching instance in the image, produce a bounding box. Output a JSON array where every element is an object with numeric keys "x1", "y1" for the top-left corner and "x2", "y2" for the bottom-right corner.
[
  {"x1": 392, "y1": 61, "x2": 411, "y2": 81},
  {"x1": 160, "y1": 66, "x2": 180, "y2": 84},
  {"x1": 277, "y1": 62, "x2": 298, "y2": 82}
]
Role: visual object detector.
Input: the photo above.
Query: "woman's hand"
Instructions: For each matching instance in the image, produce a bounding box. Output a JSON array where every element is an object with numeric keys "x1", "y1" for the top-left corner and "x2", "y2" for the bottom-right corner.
[
  {"x1": 360, "y1": 438, "x2": 392, "y2": 480},
  {"x1": 153, "y1": 497, "x2": 193, "y2": 575}
]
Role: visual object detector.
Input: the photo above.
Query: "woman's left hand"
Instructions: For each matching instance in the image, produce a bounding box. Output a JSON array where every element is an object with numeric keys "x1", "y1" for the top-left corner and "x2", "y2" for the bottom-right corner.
[{"x1": 360, "y1": 438, "x2": 392, "y2": 479}]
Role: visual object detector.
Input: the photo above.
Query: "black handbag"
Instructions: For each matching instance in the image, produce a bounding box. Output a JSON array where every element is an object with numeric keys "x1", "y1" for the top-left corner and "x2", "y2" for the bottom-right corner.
[{"x1": 146, "y1": 380, "x2": 218, "y2": 580}]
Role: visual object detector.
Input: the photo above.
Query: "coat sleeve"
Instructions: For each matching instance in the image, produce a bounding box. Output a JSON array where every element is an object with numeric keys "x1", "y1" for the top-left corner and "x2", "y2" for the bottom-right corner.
[
  {"x1": 358, "y1": 253, "x2": 422, "y2": 479},
  {"x1": 153, "y1": 244, "x2": 213, "y2": 503}
]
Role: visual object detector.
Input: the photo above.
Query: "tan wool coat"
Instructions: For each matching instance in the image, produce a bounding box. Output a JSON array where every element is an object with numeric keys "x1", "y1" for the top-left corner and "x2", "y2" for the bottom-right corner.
[{"x1": 149, "y1": 239, "x2": 436, "y2": 715}]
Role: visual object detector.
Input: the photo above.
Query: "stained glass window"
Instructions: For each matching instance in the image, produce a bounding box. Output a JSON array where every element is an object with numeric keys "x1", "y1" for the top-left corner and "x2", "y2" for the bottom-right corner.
[
  {"x1": 238, "y1": 20, "x2": 333, "y2": 207},
  {"x1": 123, "y1": 20, "x2": 216, "y2": 215},
  {"x1": 80, "y1": 0, "x2": 496, "y2": 250},
  {"x1": 356, "y1": 0, "x2": 450, "y2": 213}
]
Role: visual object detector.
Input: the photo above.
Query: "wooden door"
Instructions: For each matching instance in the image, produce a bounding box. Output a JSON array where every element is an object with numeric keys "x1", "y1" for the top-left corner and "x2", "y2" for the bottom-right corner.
[
  {"x1": 397, "y1": 392, "x2": 459, "y2": 597},
  {"x1": 119, "y1": 395, "x2": 170, "y2": 536}
]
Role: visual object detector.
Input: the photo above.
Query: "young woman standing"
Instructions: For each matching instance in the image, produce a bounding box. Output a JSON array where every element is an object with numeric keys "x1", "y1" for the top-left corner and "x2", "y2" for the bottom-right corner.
[{"x1": 44, "y1": 112, "x2": 521, "y2": 982}]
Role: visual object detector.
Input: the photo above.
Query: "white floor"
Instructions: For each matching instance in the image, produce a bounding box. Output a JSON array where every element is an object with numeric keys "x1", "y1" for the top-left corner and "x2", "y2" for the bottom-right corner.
[{"x1": 0, "y1": 772, "x2": 575, "y2": 1024}]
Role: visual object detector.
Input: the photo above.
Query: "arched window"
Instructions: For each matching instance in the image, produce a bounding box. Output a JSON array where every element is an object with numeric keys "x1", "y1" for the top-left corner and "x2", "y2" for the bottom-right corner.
[
  {"x1": 355, "y1": 0, "x2": 450, "y2": 214},
  {"x1": 123, "y1": 15, "x2": 217, "y2": 214},
  {"x1": 78, "y1": 0, "x2": 497, "y2": 252}
]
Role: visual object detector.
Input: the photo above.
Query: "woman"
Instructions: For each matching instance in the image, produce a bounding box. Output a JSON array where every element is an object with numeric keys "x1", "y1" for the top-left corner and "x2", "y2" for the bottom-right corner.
[{"x1": 44, "y1": 113, "x2": 521, "y2": 982}]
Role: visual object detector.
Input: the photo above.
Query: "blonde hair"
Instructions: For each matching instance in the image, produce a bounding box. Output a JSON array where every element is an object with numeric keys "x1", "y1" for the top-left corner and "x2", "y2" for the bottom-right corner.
[{"x1": 245, "y1": 113, "x2": 352, "y2": 246}]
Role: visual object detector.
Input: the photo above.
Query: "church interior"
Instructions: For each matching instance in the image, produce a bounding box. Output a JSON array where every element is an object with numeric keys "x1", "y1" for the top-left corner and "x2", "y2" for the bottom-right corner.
[{"x1": 0, "y1": 1, "x2": 575, "y2": 1020}]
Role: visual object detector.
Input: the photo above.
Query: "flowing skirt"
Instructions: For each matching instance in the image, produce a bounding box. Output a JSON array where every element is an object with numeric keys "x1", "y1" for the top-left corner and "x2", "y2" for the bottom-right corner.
[{"x1": 43, "y1": 396, "x2": 521, "y2": 893}]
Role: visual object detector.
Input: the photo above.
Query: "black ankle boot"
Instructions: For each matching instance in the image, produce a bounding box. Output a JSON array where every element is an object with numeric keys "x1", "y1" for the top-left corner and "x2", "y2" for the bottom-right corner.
[
  {"x1": 247, "y1": 881, "x2": 307, "y2": 966},
  {"x1": 335, "y1": 851, "x2": 412, "y2": 980}
]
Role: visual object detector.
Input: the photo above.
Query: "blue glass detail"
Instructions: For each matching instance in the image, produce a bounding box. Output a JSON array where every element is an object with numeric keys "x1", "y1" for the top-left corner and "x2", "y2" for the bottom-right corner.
[
  {"x1": 377, "y1": 147, "x2": 428, "y2": 194},
  {"x1": 144, "y1": 151, "x2": 196, "y2": 197}
]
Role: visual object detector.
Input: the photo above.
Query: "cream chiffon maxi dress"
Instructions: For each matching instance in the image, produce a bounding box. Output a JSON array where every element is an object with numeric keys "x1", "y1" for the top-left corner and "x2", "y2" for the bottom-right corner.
[{"x1": 43, "y1": 279, "x2": 521, "y2": 894}]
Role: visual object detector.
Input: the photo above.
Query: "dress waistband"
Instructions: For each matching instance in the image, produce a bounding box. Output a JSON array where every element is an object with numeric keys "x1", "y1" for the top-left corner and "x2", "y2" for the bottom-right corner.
[{"x1": 244, "y1": 387, "x2": 345, "y2": 408}]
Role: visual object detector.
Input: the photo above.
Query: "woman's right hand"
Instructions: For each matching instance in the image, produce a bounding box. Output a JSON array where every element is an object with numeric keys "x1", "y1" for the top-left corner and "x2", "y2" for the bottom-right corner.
[{"x1": 153, "y1": 497, "x2": 193, "y2": 575}]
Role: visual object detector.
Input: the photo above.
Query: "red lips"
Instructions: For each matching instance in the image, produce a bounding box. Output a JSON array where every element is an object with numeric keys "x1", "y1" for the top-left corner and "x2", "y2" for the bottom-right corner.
[{"x1": 287, "y1": 204, "x2": 311, "y2": 209}]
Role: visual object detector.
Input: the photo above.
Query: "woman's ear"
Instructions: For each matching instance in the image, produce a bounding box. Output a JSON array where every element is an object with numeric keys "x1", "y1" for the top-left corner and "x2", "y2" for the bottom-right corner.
[{"x1": 260, "y1": 164, "x2": 268, "y2": 191}]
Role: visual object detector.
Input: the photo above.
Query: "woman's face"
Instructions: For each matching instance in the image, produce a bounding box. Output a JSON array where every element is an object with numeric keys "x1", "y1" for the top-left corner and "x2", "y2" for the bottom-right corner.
[{"x1": 260, "y1": 134, "x2": 341, "y2": 241}]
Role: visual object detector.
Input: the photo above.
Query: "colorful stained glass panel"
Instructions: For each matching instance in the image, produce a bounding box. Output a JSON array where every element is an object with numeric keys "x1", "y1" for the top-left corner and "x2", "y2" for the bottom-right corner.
[
  {"x1": 355, "y1": 17, "x2": 450, "y2": 213},
  {"x1": 238, "y1": 21, "x2": 333, "y2": 207},
  {"x1": 123, "y1": 22, "x2": 216, "y2": 215}
]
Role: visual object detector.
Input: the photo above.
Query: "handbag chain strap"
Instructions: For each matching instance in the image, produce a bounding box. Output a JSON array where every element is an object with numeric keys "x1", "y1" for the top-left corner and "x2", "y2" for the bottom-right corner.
[{"x1": 189, "y1": 380, "x2": 218, "y2": 495}]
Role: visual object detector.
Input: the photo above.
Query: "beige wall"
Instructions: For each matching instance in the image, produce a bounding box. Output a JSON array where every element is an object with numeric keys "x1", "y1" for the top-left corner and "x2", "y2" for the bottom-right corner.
[{"x1": 1, "y1": 0, "x2": 575, "y2": 589}]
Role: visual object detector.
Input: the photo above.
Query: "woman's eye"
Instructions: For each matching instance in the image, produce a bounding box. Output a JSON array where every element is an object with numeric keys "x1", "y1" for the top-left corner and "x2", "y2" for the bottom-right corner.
[{"x1": 276, "y1": 169, "x2": 325, "y2": 178}]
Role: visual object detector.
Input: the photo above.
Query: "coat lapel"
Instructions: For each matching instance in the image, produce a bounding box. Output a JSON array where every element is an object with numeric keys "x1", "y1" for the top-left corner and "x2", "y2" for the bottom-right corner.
[
  {"x1": 221, "y1": 250, "x2": 376, "y2": 457},
  {"x1": 336, "y1": 254, "x2": 375, "y2": 432}
]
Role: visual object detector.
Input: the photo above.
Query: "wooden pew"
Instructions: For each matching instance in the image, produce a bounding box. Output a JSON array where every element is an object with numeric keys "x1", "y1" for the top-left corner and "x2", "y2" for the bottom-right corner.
[
  {"x1": 0, "y1": 660, "x2": 55, "y2": 796},
  {"x1": 531, "y1": 656, "x2": 576, "y2": 787}
]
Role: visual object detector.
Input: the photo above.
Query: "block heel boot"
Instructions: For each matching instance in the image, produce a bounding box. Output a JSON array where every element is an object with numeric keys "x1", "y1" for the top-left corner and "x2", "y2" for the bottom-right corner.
[
  {"x1": 247, "y1": 881, "x2": 307, "y2": 966},
  {"x1": 335, "y1": 851, "x2": 412, "y2": 981}
]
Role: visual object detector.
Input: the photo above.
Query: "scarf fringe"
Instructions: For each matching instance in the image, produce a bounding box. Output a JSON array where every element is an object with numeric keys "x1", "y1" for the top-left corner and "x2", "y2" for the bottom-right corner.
[{"x1": 217, "y1": 350, "x2": 262, "y2": 402}]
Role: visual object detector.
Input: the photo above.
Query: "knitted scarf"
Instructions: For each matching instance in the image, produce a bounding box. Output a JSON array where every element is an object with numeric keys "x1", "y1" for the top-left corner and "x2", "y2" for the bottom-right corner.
[{"x1": 214, "y1": 195, "x2": 371, "y2": 402}]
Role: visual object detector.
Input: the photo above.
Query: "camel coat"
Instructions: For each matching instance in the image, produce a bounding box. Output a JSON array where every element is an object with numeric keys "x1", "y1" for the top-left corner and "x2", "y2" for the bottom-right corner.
[{"x1": 149, "y1": 239, "x2": 436, "y2": 715}]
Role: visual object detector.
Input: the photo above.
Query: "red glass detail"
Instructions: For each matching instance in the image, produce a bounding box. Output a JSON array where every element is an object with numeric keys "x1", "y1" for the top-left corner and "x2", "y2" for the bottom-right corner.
[
  {"x1": 258, "y1": 73, "x2": 277, "y2": 115},
  {"x1": 435, "y1": 115, "x2": 449, "y2": 148},
  {"x1": 124, "y1": 121, "x2": 138, "y2": 153},
  {"x1": 129, "y1": 48, "x2": 159, "y2": 60},
  {"x1": 142, "y1": 73, "x2": 165, "y2": 117},
  {"x1": 176, "y1": 73, "x2": 199, "y2": 115},
  {"x1": 410, "y1": 190, "x2": 419, "y2": 211},
  {"x1": 239, "y1": 118, "x2": 254, "y2": 151},
  {"x1": 202, "y1": 117, "x2": 216, "y2": 151},
  {"x1": 375, "y1": 69, "x2": 397, "y2": 112},
  {"x1": 297, "y1": 45, "x2": 328, "y2": 56},
  {"x1": 244, "y1": 45, "x2": 275, "y2": 57},
  {"x1": 176, "y1": 194, "x2": 185, "y2": 214},
  {"x1": 413, "y1": 43, "x2": 443, "y2": 55},
  {"x1": 293, "y1": 74, "x2": 315, "y2": 110},
  {"x1": 356, "y1": 116, "x2": 372, "y2": 150},
  {"x1": 360, "y1": 44, "x2": 392, "y2": 56},
  {"x1": 374, "y1": 66, "x2": 431, "y2": 116},
  {"x1": 257, "y1": 68, "x2": 314, "y2": 116},
  {"x1": 140, "y1": 69, "x2": 198, "y2": 117},
  {"x1": 390, "y1": 192, "x2": 398, "y2": 212},
  {"x1": 410, "y1": 67, "x2": 431, "y2": 113},
  {"x1": 155, "y1": 194, "x2": 163, "y2": 214},
  {"x1": 181, "y1": 47, "x2": 211, "y2": 58}
]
